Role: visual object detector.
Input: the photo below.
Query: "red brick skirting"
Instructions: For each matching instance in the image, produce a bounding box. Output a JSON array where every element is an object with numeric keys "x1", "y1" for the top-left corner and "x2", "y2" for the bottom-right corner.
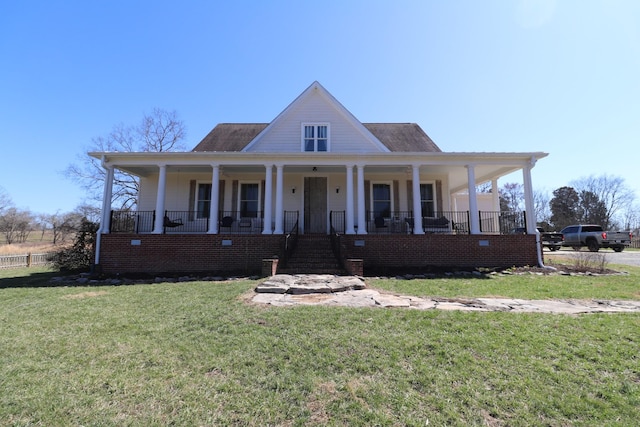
[
  {"x1": 98, "y1": 234, "x2": 283, "y2": 275},
  {"x1": 98, "y1": 233, "x2": 539, "y2": 275},
  {"x1": 340, "y1": 234, "x2": 539, "y2": 272}
]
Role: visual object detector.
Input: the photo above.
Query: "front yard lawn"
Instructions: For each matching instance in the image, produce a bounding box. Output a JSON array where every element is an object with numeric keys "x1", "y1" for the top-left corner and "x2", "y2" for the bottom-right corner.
[{"x1": 1, "y1": 266, "x2": 639, "y2": 425}]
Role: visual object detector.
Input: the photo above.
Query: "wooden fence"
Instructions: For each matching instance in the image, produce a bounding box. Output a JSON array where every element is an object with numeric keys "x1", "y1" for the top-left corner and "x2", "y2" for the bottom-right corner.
[
  {"x1": 0, "y1": 253, "x2": 54, "y2": 269},
  {"x1": 631, "y1": 237, "x2": 640, "y2": 249}
]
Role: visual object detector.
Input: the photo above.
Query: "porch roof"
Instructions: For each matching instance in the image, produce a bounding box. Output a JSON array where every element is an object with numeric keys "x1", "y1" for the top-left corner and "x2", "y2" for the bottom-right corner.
[
  {"x1": 89, "y1": 150, "x2": 548, "y2": 193},
  {"x1": 192, "y1": 123, "x2": 441, "y2": 153}
]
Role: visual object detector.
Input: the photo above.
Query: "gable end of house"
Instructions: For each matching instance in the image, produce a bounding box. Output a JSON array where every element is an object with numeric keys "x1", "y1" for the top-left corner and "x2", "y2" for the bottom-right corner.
[{"x1": 192, "y1": 122, "x2": 441, "y2": 153}]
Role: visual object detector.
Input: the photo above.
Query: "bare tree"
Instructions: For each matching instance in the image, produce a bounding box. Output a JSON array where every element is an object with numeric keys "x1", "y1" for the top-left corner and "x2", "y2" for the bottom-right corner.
[
  {"x1": 41, "y1": 211, "x2": 85, "y2": 245},
  {"x1": 620, "y1": 202, "x2": 640, "y2": 234},
  {"x1": 533, "y1": 189, "x2": 552, "y2": 229},
  {"x1": 571, "y1": 174, "x2": 635, "y2": 229},
  {"x1": 0, "y1": 186, "x2": 12, "y2": 214},
  {"x1": 0, "y1": 208, "x2": 34, "y2": 244},
  {"x1": 499, "y1": 182, "x2": 524, "y2": 213},
  {"x1": 65, "y1": 109, "x2": 187, "y2": 210}
]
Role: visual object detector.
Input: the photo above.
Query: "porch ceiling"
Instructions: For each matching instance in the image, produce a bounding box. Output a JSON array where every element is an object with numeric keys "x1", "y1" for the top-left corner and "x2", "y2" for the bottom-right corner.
[{"x1": 90, "y1": 151, "x2": 547, "y2": 189}]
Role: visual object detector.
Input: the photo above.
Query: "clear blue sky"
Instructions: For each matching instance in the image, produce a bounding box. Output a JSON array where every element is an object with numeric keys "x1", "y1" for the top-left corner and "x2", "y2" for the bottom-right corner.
[{"x1": 1, "y1": 0, "x2": 639, "y2": 214}]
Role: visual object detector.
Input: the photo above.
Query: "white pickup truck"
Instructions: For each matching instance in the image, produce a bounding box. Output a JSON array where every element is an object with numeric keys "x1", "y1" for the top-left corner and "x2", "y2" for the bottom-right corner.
[{"x1": 560, "y1": 224, "x2": 633, "y2": 252}]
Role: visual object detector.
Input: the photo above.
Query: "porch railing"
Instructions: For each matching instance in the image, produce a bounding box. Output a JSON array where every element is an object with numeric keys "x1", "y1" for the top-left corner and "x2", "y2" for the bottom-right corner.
[
  {"x1": 330, "y1": 211, "x2": 346, "y2": 234},
  {"x1": 218, "y1": 211, "x2": 264, "y2": 234},
  {"x1": 329, "y1": 214, "x2": 344, "y2": 271},
  {"x1": 109, "y1": 210, "x2": 300, "y2": 235},
  {"x1": 110, "y1": 210, "x2": 155, "y2": 233},
  {"x1": 365, "y1": 211, "x2": 471, "y2": 234},
  {"x1": 282, "y1": 211, "x2": 299, "y2": 268},
  {"x1": 478, "y1": 211, "x2": 526, "y2": 234},
  {"x1": 109, "y1": 209, "x2": 526, "y2": 235},
  {"x1": 328, "y1": 210, "x2": 525, "y2": 235}
]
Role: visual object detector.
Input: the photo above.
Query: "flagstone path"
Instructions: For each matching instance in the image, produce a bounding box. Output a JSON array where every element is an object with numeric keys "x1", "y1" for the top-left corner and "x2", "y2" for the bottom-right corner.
[{"x1": 253, "y1": 274, "x2": 640, "y2": 314}]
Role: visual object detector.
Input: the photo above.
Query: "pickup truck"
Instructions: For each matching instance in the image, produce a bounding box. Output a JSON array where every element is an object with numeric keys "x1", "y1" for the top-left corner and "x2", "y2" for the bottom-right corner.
[
  {"x1": 511, "y1": 227, "x2": 564, "y2": 251},
  {"x1": 560, "y1": 224, "x2": 633, "y2": 252}
]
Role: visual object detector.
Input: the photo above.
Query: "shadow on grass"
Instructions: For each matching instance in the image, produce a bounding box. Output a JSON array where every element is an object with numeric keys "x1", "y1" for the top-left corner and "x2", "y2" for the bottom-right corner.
[{"x1": 0, "y1": 269, "x2": 79, "y2": 289}]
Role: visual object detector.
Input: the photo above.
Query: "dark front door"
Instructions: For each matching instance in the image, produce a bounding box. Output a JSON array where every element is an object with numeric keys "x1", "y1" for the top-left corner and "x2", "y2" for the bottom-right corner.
[{"x1": 304, "y1": 177, "x2": 327, "y2": 233}]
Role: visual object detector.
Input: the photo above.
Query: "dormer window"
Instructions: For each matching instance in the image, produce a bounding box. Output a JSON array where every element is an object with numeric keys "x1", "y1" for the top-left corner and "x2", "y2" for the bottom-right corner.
[{"x1": 302, "y1": 123, "x2": 329, "y2": 152}]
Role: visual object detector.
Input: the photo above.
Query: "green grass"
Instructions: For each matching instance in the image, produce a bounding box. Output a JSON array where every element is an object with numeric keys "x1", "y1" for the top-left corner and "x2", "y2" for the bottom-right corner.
[
  {"x1": 369, "y1": 264, "x2": 640, "y2": 301},
  {"x1": 1, "y1": 267, "x2": 639, "y2": 425}
]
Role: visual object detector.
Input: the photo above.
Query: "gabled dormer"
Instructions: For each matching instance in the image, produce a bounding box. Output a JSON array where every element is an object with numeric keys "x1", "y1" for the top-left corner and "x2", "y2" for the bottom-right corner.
[
  {"x1": 242, "y1": 81, "x2": 389, "y2": 153},
  {"x1": 192, "y1": 81, "x2": 442, "y2": 154}
]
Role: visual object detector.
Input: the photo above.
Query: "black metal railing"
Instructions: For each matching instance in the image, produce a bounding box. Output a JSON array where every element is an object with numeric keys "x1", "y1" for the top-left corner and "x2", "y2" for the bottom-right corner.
[
  {"x1": 108, "y1": 209, "x2": 523, "y2": 236},
  {"x1": 282, "y1": 211, "x2": 299, "y2": 267},
  {"x1": 218, "y1": 211, "x2": 264, "y2": 234},
  {"x1": 479, "y1": 211, "x2": 526, "y2": 234},
  {"x1": 163, "y1": 211, "x2": 208, "y2": 233},
  {"x1": 110, "y1": 210, "x2": 155, "y2": 233},
  {"x1": 365, "y1": 211, "x2": 471, "y2": 234},
  {"x1": 330, "y1": 211, "x2": 346, "y2": 234},
  {"x1": 329, "y1": 216, "x2": 344, "y2": 271}
]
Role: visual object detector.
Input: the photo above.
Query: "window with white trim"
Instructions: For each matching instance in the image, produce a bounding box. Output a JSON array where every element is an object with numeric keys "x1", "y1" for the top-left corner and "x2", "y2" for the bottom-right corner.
[
  {"x1": 239, "y1": 182, "x2": 260, "y2": 218},
  {"x1": 302, "y1": 123, "x2": 329, "y2": 152},
  {"x1": 420, "y1": 182, "x2": 436, "y2": 217},
  {"x1": 196, "y1": 183, "x2": 212, "y2": 219},
  {"x1": 372, "y1": 183, "x2": 393, "y2": 219}
]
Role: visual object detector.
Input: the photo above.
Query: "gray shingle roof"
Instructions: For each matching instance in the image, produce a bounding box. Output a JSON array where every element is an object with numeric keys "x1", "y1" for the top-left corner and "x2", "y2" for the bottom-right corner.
[{"x1": 192, "y1": 123, "x2": 441, "y2": 152}]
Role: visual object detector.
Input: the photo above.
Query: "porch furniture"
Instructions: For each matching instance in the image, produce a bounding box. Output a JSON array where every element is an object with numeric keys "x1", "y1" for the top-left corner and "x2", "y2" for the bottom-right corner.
[
  {"x1": 220, "y1": 216, "x2": 234, "y2": 231},
  {"x1": 163, "y1": 215, "x2": 183, "y2": 228},
  {"x1": 239, "y1": 218, "x2": 253, "y2": 232},
  {"x1": 423, "y1": 216, "x2": 451, "y2": 233},
  {"x1": 374, "y1": 216, "x2": 387, "y2": 229}
]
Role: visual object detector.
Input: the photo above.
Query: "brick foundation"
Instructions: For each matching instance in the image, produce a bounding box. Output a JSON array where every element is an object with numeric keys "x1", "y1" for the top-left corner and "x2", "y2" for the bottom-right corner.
[
  {"x1": 98, "y1": 234, "x2": 283, "y2": 275},
  {"x1": 339, "y1": 234, "x2": 539, "y2": 273},
  {"x1": 97, "y1": 233, "x2": 539, "y2": 276}
]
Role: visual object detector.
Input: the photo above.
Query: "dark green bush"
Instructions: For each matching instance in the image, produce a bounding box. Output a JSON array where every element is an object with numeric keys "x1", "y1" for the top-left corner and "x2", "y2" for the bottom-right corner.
[{"x1": 51, "y1": 218, "x2": 99, "y2": 272}]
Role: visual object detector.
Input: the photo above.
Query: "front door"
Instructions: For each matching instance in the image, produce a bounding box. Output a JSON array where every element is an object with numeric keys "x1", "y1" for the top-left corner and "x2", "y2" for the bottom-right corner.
[{"x1": 304, "y1": 177, "x2": 327, "y2": 233}]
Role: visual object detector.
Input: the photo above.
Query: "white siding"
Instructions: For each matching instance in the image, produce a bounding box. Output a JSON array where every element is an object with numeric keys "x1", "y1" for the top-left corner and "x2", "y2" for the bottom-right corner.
[{"x1": 248, "y1": 91, "x2": 384, "y2": 153}]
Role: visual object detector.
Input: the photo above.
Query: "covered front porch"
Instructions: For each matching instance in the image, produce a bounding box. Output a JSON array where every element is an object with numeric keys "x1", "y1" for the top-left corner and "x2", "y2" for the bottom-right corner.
[
  {"x1": 94, "y1": 151, "x2": 541, "y2": 237},
  {"x1": 107, "y1": 209, "x2": 527, "y2": 236}
]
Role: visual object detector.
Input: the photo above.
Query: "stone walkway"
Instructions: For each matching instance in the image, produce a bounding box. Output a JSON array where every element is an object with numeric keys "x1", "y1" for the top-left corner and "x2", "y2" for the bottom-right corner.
[{"x1": 253, "y1": 274, "x2": 640, "y2": 314}]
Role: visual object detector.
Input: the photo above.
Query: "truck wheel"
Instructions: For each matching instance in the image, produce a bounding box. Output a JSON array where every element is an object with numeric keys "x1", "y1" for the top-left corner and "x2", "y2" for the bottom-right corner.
[
  {"x1": 587, "y1": 239, "x2": 600, "y2": 252},
  {"x1": 613, "y1": 246, "x2": 624, "y2": 253}
]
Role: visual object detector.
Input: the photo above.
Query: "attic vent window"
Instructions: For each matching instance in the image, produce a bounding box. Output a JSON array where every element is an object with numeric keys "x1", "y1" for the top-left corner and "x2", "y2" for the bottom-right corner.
[{"x1": 302, "y1": 124, "x2": 329, "y2": 152}]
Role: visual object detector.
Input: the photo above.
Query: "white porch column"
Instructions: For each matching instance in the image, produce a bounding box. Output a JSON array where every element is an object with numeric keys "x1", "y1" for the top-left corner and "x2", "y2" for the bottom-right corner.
[
  {"x1": 153, "y1": 164, "x2": 168, "y2": 234},
  {"x1": 100, "y1": 165, "x2": 114, "y2": 234},
  {"x1": 466, "y1": 164, "x2": 480, "y2": 234},
  {"x1": 345, "y1": 165, "x2": 356, "y2": 234},
  {"x1": 274, "y1": 164, "x2": 284, "y2": 234},
  {"x1": 411, "y1": 164, "x2": 424, "y2": 234},
  {"x1": 356, "y1": 164, "x2": 367, "y2": 234},
  {"x1": 522, "y1": 159, "x2": 537, "y2": 234},
  {"x1": 95, "y1": 161, "x2": 115, "y2": 266},
  {"x1": 263, "y1": 164, "x2": 274, "y2": 234},
  {"x1": 491, "y1": 178, "x2": 500, "y2": 232},
  {"x1": 208, "y1": 164, "x2": 220, "y2": 234}
]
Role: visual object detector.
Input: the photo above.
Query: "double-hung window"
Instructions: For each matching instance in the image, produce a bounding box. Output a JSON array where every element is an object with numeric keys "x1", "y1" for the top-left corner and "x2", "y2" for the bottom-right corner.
[
  {"x1": 302, "y1": 124, "x2": 329, "y2": 152},
  {"x1": 196, "y1": 183, "x2": 212, "y2": 219},
  {"x1": 239, "y1": 183, "x2": 260, "y2": 218},
  {"x1": 420, "y1": 183, "x2": 435, "y2": 217},
  {"x1": 372, "y1": 183, "x2": 392, "y2": 219}
]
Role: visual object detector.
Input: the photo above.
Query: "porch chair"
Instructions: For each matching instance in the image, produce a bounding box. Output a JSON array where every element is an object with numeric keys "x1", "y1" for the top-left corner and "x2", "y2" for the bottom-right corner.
[
  {"x1": 374, "y1": 216, "x2": 387, "y2": 231},
  {"x1": 220, "y1": 216, "x2": 234, "y2": 231},
  {"x1": 163, "y1": 215, "x2": 183, "y2": 228}
]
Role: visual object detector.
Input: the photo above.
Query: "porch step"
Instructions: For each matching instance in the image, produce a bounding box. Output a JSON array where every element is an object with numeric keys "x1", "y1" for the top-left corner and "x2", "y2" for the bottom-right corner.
[{"x1": 278, "y1": 235, "x2": 345, "y2": 275}]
